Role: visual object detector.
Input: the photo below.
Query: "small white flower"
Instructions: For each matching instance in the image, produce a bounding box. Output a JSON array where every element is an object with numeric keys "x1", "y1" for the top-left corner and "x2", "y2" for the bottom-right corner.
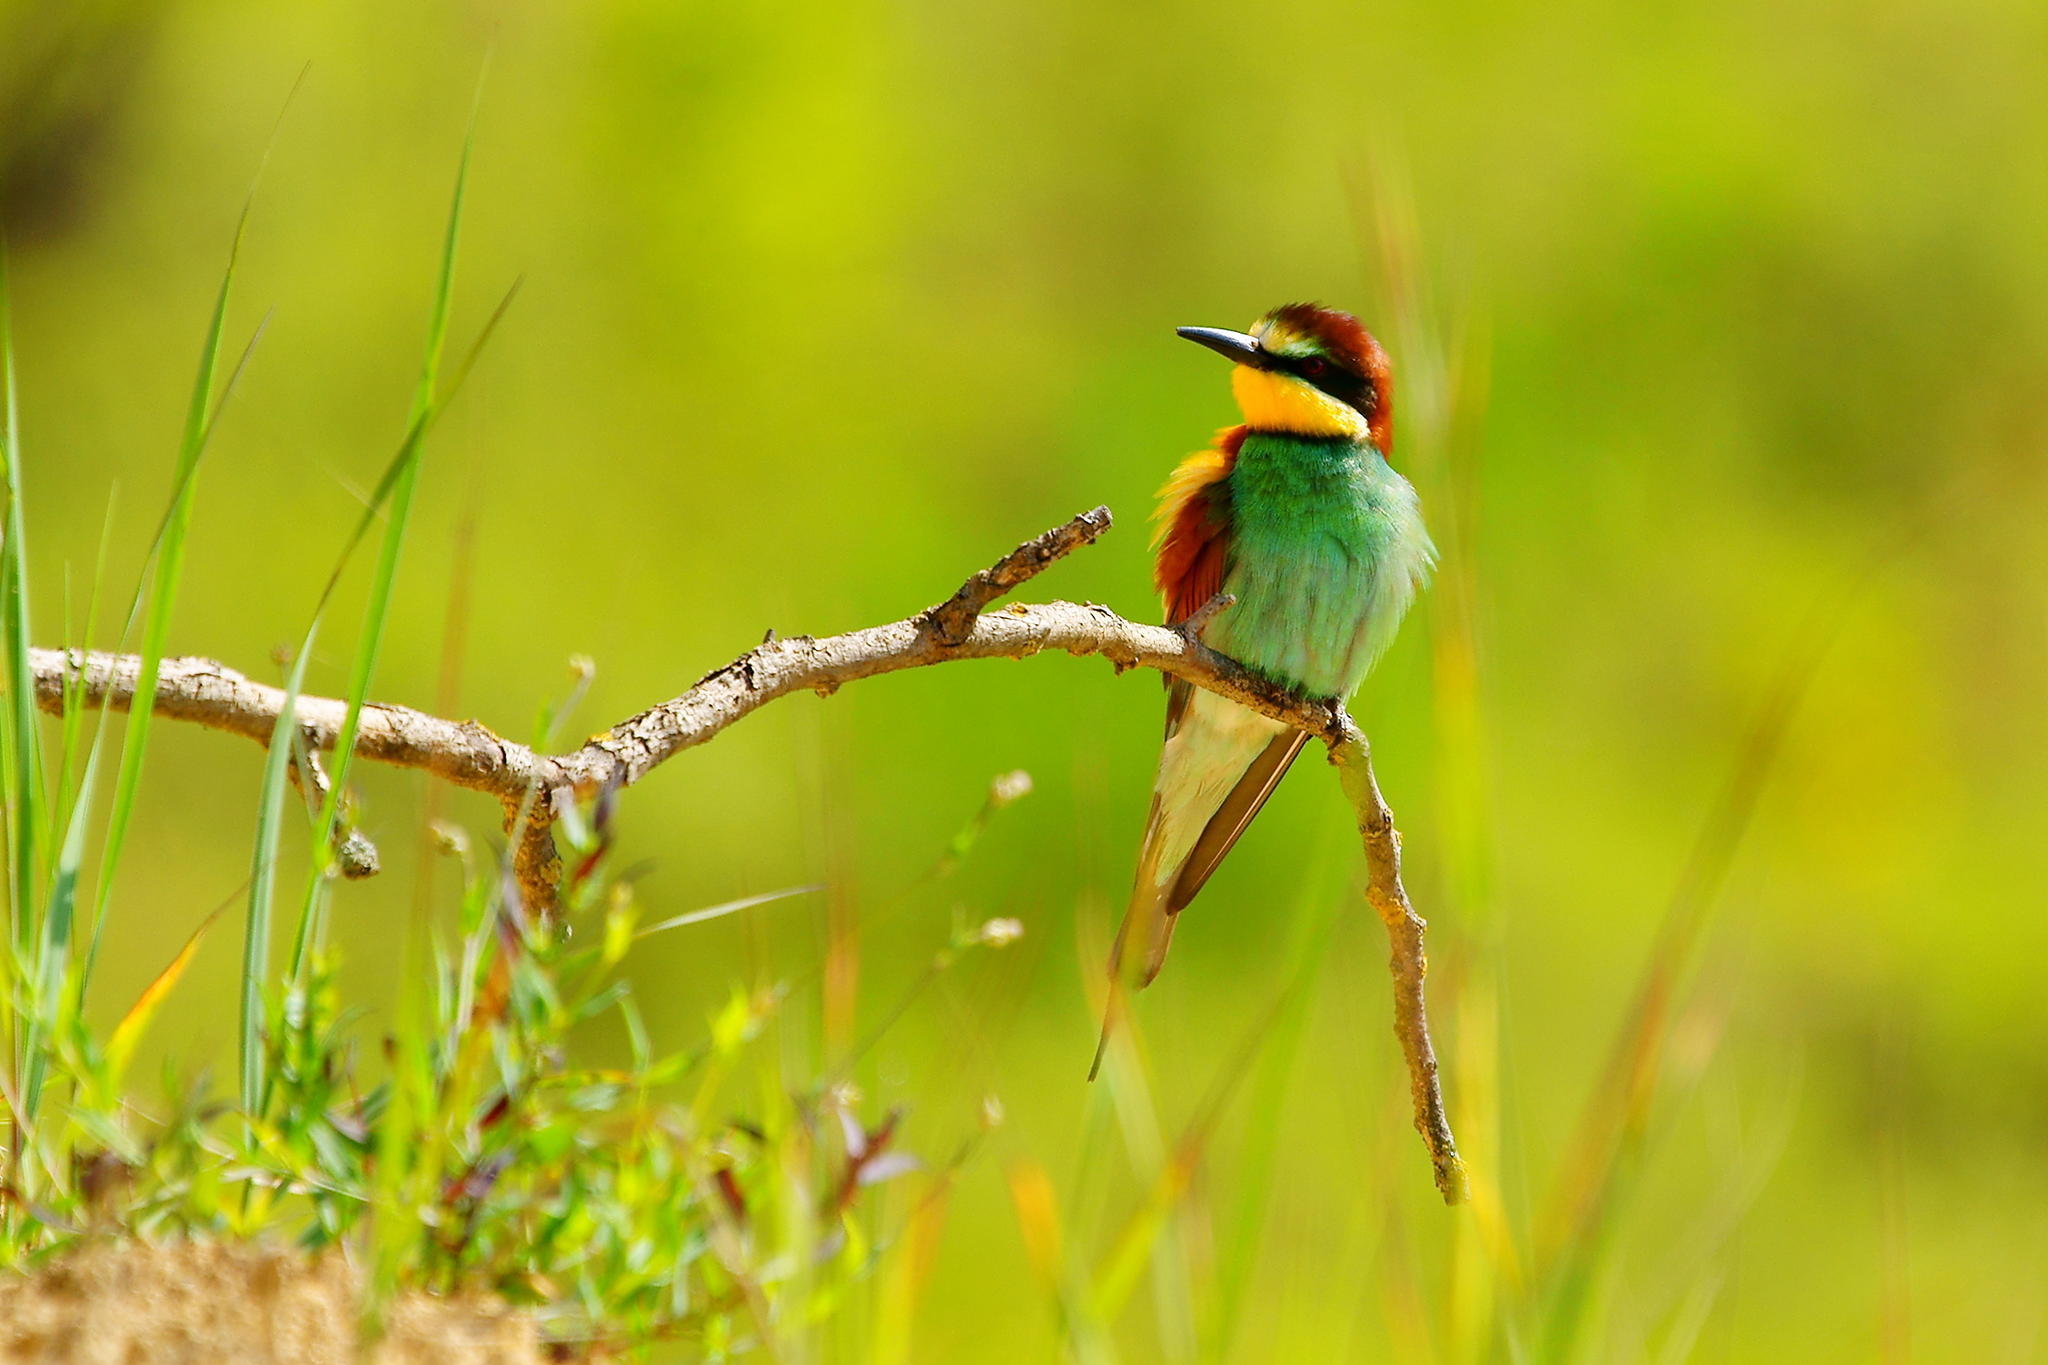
[
  {"x1": 978, "y1": 918, "x2": 1025, "y2": 947},
  {"x1": 989, "y1": 770, "x2": 1034, "y2": 806}
]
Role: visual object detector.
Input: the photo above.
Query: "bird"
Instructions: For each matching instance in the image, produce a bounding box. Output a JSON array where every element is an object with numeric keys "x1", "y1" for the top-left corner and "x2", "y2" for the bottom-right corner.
[{"x1": 1093, "y1": 303, "x2": 1435, "y2": 1076}]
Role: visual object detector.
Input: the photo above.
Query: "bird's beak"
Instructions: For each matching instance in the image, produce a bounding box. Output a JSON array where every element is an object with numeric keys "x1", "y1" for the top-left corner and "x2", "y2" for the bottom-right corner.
[{"x1": 1175, "y1": 326, "x2": 1265, "y2": 367}]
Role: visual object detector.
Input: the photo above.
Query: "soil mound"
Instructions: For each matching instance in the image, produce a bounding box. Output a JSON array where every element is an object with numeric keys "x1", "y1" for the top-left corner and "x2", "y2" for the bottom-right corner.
[{"x1": 0, "y1": 1239, "x2": 542, "y2": 1364}]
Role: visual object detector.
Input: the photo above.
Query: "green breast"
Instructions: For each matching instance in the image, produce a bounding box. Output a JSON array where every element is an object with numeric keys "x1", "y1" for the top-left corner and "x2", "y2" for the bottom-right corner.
[{"x1": 1206, "y1": 432, "x2": 1434, "y2": 699}]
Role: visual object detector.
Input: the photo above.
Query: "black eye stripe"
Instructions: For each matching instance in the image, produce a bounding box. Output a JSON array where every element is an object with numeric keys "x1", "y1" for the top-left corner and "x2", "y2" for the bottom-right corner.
[
  {"x1": 1273, "y1": 350, "x2": 1335, "y2": 378},
  {"x1": 1271, "y1": 350, "x2": 1376, "y2": 416}
]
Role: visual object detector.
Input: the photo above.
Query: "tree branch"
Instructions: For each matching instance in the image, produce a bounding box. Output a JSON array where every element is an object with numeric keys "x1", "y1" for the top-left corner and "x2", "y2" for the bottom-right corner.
[{"x1": 25, "y1": 505, "x2": 1465, "y2": 1202}]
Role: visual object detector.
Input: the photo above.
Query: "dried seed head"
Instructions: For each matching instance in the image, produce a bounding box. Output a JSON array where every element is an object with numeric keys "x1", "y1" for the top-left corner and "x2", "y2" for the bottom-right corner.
[
  {"x1": 989, "y1": 770, "x2": 1033, "y2": 806},
  {"x1": 978, "y1": 917, "x2": 1025, "y2": 947}
]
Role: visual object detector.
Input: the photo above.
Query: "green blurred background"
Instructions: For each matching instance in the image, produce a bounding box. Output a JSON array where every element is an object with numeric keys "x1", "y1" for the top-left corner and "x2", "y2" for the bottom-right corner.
[{"x1": 6, "y1": 0, "x2": 2047, "y2": 1359}]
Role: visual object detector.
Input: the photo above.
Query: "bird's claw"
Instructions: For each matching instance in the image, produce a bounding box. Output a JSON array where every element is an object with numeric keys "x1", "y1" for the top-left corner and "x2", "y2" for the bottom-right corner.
[{"x1": 1177, "y1": 592, "x2": 1236, "y2": 641}]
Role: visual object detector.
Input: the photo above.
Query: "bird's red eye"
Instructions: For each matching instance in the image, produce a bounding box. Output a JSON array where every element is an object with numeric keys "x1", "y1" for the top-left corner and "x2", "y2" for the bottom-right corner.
[{"x1": 1299, "y1": 357, "x2": 1328, "y2": 378}]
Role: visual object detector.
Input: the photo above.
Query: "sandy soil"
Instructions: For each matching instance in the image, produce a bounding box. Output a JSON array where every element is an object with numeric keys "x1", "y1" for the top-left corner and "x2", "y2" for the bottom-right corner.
[{"x1": 0, "y1": 1239, "x2": 544, "y2": 1364}]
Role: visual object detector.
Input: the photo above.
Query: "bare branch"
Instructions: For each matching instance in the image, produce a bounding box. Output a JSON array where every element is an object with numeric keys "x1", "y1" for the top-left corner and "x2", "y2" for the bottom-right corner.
[
  {"x1": 23, "y1": 505, "x2": 1465, "y2": 1202},
  {"x1": 1328, "y1": 725, "x2": 1468, "y2": 1203},
  {"x1": 919, "y1": 503, "x2": 1114, "y2": 645},
  {"x1": 29, "y1": 651, "x2": 558, "y2": 797}
]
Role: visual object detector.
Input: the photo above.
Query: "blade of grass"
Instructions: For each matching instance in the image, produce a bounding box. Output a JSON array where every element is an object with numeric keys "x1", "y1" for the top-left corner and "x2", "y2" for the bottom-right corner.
[
  {"x1": 872, "y1": 1163, "x2": 963, "y2": 1365},
  {"x1": 1006, "y1": 1157, "x2": 1068, "y2": 1305},
  {"x1": 13, "y1": 306, "x2": 273, "y2": 1125},
  {"x1": 242, "y1": 628, "x2": 320, "y2": 1113},
  {"x1": 74, "y1": 317, "x2": 267, "y2": 1010},
  {"x1": 295, "y1": 108, "x2": 474, "y2": 906},
  {"x1": 255, "y1": 87, "x2": 512, "y2": 1122},
  {"x1": 1535, "y1": 569, "x2": 1881, "y2": 1357},
  {"x1": 17, "y1": 686, "x2": 112, "y2": 1118},
  {"x1": 1201, "y1": 828, "x2": 1345, "y2": 1359},
  {"x1": 1087, "y1": 962, "x2": 1313, "y2": 1335},
  {"x1": 251, "y1": 274, "x2": 518, "y2": 1113},
  {"x1": 636, "y1": 884, "x2": 825, "y2": 939},
  {"x1": 0, "y1": 241, "x2": 44, "y2": 969},
  {"x1": 87, "y1": 103, "x2": 289, "y2": 965},
  {"x1": 106, "y1": 890, "x2": 235, "y2": 1085},
  {"x1": 61, "y1": 77, "x2": 297, "y2": 1109},
  {"x1": 55, "y1": 491, "x2": 119, "y2": 821},
  {"x1": 408, "y1": 469, "x2": 481, "y2": 946},
  {"x1": 0, "y1": 240, "x2": 42, "y2": 1138}
]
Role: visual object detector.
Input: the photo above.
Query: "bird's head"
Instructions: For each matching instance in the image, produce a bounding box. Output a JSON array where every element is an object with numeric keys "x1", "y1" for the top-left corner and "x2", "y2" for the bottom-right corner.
[{"x1": 1177, "y1": 303, "x2": 1392, "y2": 454}]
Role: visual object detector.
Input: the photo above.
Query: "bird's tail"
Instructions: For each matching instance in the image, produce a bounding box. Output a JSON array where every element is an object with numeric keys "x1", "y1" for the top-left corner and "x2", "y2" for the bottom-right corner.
[
  {"x1": 1089, "y1": 691, "x2": 1307, "y2": 1080},
  {"x1": 1089, "y1": 812, "x2": 1177, "y2": 1080}
]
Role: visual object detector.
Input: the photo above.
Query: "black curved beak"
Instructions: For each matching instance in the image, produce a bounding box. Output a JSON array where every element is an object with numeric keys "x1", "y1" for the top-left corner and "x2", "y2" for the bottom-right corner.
[{"x1": 1175, "y1": 325, "x2": 1265, "y2": 367}]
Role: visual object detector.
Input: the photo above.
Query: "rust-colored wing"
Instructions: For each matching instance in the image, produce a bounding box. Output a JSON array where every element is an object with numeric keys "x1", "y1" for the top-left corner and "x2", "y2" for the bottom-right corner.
[
  {"x1": 1152, "y1": 426, "x2": 1243, "y2": 738},
  {"x1": 1152, "y1": 425, "x2": 1243, "y2": 625}
]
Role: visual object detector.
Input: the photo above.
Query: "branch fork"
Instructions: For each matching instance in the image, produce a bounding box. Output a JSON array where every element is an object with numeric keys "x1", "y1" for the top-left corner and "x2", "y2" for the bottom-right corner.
[{"x1": 26, "y1": 504, "x2": 1466, "y2": 1202}]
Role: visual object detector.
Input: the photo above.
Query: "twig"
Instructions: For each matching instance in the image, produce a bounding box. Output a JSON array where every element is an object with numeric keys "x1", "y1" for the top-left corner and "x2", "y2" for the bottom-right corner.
[
  {"x1": 23, "y1": 505, "x2": 1465, "y2": 1201},
  {"x1": 286, "y1": 734, "x2": 380, "y2": 880},
  {"x1": 918, "y1": 505, "x2": 1114, "y2": 645},
  {"x1": 1329, "y1": 728, "x2": 1468, "y2": 1203}
]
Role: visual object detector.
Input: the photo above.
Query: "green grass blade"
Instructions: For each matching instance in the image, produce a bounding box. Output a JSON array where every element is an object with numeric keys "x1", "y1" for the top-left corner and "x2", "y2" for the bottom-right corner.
[
  {"x1": 263, "y1": 96, "x2": 514, "y2": 1116},
  {"x1": 86, "y1": 75, "x2": 299, "y2": 1018},
  {"x1": 635, "y1": 884, "x2": 826, "y2": 939},
  {"x1": 277, "y1": 280, "x2": 517, "y2": 995},
  {"x1": 1201, "y1": 835, "x2": 1345, "y2": 1358},
  {"x1": 88, "y1": 188, "x2": 259, "y2": 966},
  {"x1": 0, "y1": 240, "x2": 43, "y2": 1121},
  {"x1": 296, "y1": 115, "x2": 473, "y2": 900},
  {"x1": 297, "y1": 271, "x2": 518, "y2": 627},
  {"x1": 257, "y1": 272, "x2": 516, "y2": 1104},
  {"x1": 70, "y1": 315, "x2": 267, "y2": 1012},
  {"x1": 19, "y1": 713, "x2": 109, "y2": 1117},
  {"x1": 242, "y1": 624, "x2": 319, "y2": 1113},
  {"x1": 0, "y1": 242, "x2": 44, "y2": 961},
  {"x1": 55, "y1": 492, "x2": 119, "y2": 821}
]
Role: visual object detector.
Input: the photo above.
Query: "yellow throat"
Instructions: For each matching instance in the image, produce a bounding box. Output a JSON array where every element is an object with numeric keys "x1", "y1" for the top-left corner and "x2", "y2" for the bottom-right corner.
[{"x1": 1229, "y1": 364, "x2": 1368, "y2": 439}]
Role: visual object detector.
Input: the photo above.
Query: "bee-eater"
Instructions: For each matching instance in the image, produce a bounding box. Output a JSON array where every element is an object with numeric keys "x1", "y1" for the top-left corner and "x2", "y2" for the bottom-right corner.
[{"x1": 1099, "y1": 304, "x2": 1435, "y2": 1057}]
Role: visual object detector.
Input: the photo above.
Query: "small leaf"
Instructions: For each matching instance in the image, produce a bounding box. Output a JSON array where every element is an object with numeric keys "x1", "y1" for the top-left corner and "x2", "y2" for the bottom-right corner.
[{"x1": 107, "y1": 898, "x2": 232, "y2": 1082}]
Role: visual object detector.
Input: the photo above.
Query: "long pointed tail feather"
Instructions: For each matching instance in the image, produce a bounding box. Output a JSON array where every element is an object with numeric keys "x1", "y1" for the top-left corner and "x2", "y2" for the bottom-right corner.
[
  {"x1": 1089, "y1": 696, "x2": 1307, "y2": 1078},
  {"x1": 1089, "y1": 802, "x2": 1173, "y2": 1080}
]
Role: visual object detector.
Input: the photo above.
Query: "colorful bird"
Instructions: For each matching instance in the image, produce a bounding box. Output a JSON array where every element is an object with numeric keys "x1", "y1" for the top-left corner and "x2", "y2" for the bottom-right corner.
[{"x1": 1094, "y1": 304, "x2": 1435, "y2": 1073}]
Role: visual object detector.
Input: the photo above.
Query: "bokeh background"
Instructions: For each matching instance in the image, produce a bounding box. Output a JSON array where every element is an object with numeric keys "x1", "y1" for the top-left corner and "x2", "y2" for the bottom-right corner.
[{"x1": 5, "y1": 0, "x2": 2047, "y2": 1359}]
